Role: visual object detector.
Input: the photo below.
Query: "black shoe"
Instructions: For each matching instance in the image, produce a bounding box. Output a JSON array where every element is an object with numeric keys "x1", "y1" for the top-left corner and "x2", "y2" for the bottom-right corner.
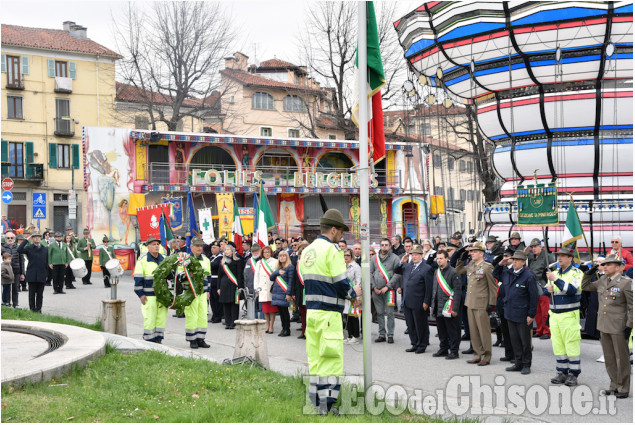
[
  {"x1": 493, "y1": 340, "x2": 502, "y2": 347},
  {"x1": 615, "y1": 392, "x2": 629, "y2": 399},
  {"x1": 66, "y1": 286, "x2": 76, "y2": 289},
  {"x1": 564, "y1": 374, "x2": 578, "y2": 387},
  {"x1": 173, "y1": 313, "x2": 185, "y2": 318},
  {"x1": 197, "y1": 339, "x2": 211, "y2": 348},
  {"x1": 375, "y1": 336, "x2": 386, "y2": 343},
  {"x1": 460, "y1": 334, "x2": 470, "y2": 341},
  {"x1": 432, "y1": 350, "x2": 448, "y2": 357},
  {"x1": 415, "y1": 347, "x2": 426, "y2": 354},
  {"x1": 539, "y1": 334, "x2": 550, "y2": 340},
  {"x1": 59, "y1": 291, "x2": 66, "y2": 294},
  {"x1": 499, "y1": 356, "x2": 513, "y2": 362},
  {"x1": 600, "y1": 389, "x2": 615, "y2": 396},
  {"x1": 229, "y1": 325, "x2": 235, "y2": 329},
  {"x1": 532, "y1": 333, "x2": 541, "y2": 338},
  {"x1": 551, "y1": 372, "x2": 567, "y2": 384},
  {"x1": 297, "y1": 327, "x2": 303, "y2": 331},
  {"x1": 297, "y1": 334, "x2": 306, "y2": 339},
  {"x1": 462, "y1": 348, "x2": 474, "y2": 355},
  {"x1": 521, "y1": 366, "x2": 531, "y2": 375},
  {"x1": 105, "y1": 284, "x2": 111, "y2": 288},
  {"x1": 225, "y1": 326, "x2": 231, "y2": 330},
  {"x1": 506, "y1": 365, "x2": 522, "y2": 372},
  {"x1": 445, "y1": 353, "x2": 459, "y2": 360},
  {"x1": 387, "y1": 336, "x2": 394, "y2": 344},
  {"x1": 279, "y1": 329, "x2": 290, "y2": 337},
  {"x1": 404, "y1": 329, "x2": 410, "y2": 334},
  {"x1": 190, "y1": 341, "x2": 199, "y2": 349},
  {"x1": 405, "y1": 346, "x2": 417, "y2": 352}
]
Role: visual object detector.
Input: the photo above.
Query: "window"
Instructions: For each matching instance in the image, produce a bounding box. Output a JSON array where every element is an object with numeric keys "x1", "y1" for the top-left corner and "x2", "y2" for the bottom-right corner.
[
  {"x1": 448, "y1": 187, "x2": 455, "y2": 200},
  {"x1": 55, "y1": 61, "x2": 68, "y2": 77},
  {"x1": 420, "y1": 122, "x2": 431, "y2": 135},
  {"x1": 6, "y1": 55, "x2": 21, "y2": 87},
  {"x1": 57, "y1": 144, "x2": 71, "y2": 168},
  {"x1": 229, "y1": 95, "x2": 235, "y2": 104},
  {"x1": 468, "y1": 190, "x2": 475, "y2": 202},
  {"x1": 467, "y1": 161, "x2": 473, "y2": 173},
  {"x1": 448, "y1": 158, "x2": 454, "y2": 170},
  {"x1": 260, "y1": 127, "x2": 272, "y2": 137},
  {"x1": 328, "y1": 134, "x2": 337, "y2": 140},
  {"x1": 53, "y1": 193, "x2": 69, "y2": 201},
  {"x1": 8, "y1": 142, "x2": 23, "y2": 178},
  {"x1": 7, "y1": 95, "x2": 23, "y2": 119},
  {"x1": 459, "y1": 159, "x2": 466, "y2": 172},
  {"x1": 252, "y1": 92, "x2": 274, "y2": 110},
  {"x1": 433, "y1": 154, "x2": 442, "y2": 168},
  {"x1": 460, "y1": 189, "x2": 466, "y2": 200},
  {"x1": 283, "y1": 95, "x2": 303, "y2": 112},
  {"x1": 434, "y1": 186, "x2": 444, "y2": 197},
  {"x1": 288, "y1": 128, "x2": 300, "y2": 138},
  {"x1": 47, "y1": 59, "x2": 75, "y2": 79},
  {"x1": 56, "y1": 98, "x2": 70, "y2": 118}
]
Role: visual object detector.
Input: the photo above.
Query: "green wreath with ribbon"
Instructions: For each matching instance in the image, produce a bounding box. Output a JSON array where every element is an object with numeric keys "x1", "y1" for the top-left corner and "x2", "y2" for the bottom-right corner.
[{"x1": 153, "y1": 253, "x2": 205, "y2": 315}]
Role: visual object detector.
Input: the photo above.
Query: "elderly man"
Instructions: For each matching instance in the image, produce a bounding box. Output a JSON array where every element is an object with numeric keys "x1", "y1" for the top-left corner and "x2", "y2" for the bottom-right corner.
[
  {"x1": 609, "y1": 237, "x2": 633, "y2": 270},
  {"x1": 134, "y1": 236, "x2": 168, "y2": 343},
  {"x1": 494, "y1": 251, "x2": 538, "y2": 374},
  {"x1": 1, "y1": 232, "x2": 24, "y2": 308},
  {"x1": 391, "y1": 235, "x2": 405, "y2": 257},
  {"x1": 371, "y1": 238, "x2": 401, "y2": 343},
  {"x1": 527, "y1": 238, "x2": 550, "y2": 339},
  {"x1": 456, "y1": 242, "x2": 498, "y2": 366},
  {"x1": 582, "y1": 255, "x2": 633, "y2": 398},
  {"x1": 18, "y1": 232, "x2": 49, "y2": 312}
]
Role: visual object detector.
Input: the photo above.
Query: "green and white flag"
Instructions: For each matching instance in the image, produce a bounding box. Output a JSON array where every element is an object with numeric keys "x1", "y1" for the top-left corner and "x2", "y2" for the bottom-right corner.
[
  {"x1": 562, "y1": 199, "x2": 584, "y2": 246},
  {"x1": 198, "y1": 208, "x2": 215, "y2": 244}
]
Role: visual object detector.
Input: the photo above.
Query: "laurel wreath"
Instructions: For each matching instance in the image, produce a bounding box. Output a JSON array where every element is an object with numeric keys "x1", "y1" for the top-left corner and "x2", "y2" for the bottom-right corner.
[{"x1": 153, "y1": 254, "x2": 205, "y2": 315}]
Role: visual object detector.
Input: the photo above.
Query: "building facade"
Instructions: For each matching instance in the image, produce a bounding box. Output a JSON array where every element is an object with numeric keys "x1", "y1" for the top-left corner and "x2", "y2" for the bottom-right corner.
[{"x1": 1, "y1": 22, "x2": 120, "y2": 232}]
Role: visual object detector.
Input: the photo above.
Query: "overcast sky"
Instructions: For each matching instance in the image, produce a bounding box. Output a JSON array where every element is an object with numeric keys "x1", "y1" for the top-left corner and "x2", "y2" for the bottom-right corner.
[{"x1": 1, "y1": 0, "x2": 418, "y2": 66}]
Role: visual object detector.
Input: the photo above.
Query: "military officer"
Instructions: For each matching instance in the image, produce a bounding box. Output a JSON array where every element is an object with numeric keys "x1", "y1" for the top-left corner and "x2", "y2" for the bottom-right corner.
[
  {"x1": 48, "y1": 231, "x2": 70, "y2": 294},
  {"x1": 582, "y1": 254, "x2": 633, "y2": 398},
  {"x1": 76, "y1": 228, "x2": 95, "y2": 285},
  {"x1": 456, "y1": 241, "x2": 498, "y2": 366}
]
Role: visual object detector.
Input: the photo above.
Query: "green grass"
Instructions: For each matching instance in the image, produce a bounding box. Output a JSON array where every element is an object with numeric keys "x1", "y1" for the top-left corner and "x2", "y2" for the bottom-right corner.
[{"x1": 1, "y1": 306, "x2": 102, "y2": 331}]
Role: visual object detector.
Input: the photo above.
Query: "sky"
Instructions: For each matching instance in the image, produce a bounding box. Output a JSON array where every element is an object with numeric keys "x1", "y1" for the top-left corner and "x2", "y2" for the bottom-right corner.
[{"x1": 0, "y1": 0, "x2": 419, "y2": 67}]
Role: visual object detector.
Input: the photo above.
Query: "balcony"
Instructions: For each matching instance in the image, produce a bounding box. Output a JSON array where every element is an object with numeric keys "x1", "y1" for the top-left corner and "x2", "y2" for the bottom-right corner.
[
  {"x1": 2, "y1": 164, "x2": 44, "y2": 183},
  {"x1": 54, "y1": 118, "x2": 75, "y2": 137},
  {"x1": 445, "y1": 199, "x2": 465, "y2": 211},
  {"x1": 54, "y1": 76, "x2": 72, "y2": 93},
  {"x1": 6, "y1": 79, "x2": 24, "y2": 90}
]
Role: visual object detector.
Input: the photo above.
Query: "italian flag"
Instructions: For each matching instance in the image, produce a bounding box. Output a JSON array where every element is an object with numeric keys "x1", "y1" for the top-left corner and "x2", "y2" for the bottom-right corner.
[
  {"x1": 256, "y1": 183, "x2": 275, "y2": 248},
  {"x1": 352, "y1": 1, "x2": 386, "y2": 165},
  {"x1": 562, "y1": 199, "x2": 584, "y2": 246},
  {"x1": 232, "y1": 202, "x2": 244, "y2": 255}
]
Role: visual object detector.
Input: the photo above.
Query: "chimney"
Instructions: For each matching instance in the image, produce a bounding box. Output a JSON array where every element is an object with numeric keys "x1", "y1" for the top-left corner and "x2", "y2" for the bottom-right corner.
[
  {"x1": 234, "y1": 52, "x2": 249, "y2": 71},
  {"x1": 224, "y1": 56, "x2": 237, "y2": 69},
  {"x1": 63, "y1": 21, "x2": 75, "y2": 32},
  {"x1": 64, "y1": 22, "x2": 88, "y2": 39}
]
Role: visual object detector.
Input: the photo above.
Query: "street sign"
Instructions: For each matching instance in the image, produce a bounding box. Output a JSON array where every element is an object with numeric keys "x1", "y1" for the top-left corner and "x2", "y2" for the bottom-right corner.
[
  {"x1": 33, "y1": 207, "x2": 46, "y2": 219},
  {"x1": 68, "y1": 190, "x2": 76, "y2": 208},
  {"x1": 2, "y1": 192, "x2": 13, "y2": 204},
  {"x1": 2, "y1": 178, "x2": 14, "y2": 191},
  {"x1": 69, "y1": 210, "x2": 76, "y2": 220},
  {"x1": 33, "y1": 192, "x2": 46, "y2": 206}
]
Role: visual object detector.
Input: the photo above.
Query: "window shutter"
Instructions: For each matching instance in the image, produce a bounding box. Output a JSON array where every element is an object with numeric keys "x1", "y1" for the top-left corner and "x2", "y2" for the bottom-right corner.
[
  {"x1": 1, "y1": 140, "x2": 8, "y2": 177},
  {"x1": 1, "y1": 54, "x2": 5, "y2": 73},
  {"x1": 49, "y1": 143, "x2": 57, "y2": 169},
  {"x1": 72, "y1": 144, "x2": 80, "y2": 169},
  {"x1": 21, "y1": 56, "x2": 29, "y2": 75},
  {"x1": 69, "y1": 61, "x2": 76, "y2": 79},
  {"x1": 48, "y1": 59, "x2": 55, "y2": 77},
  {"x1": 25, "y1": 141, "x2": 34, "y2": 163}
]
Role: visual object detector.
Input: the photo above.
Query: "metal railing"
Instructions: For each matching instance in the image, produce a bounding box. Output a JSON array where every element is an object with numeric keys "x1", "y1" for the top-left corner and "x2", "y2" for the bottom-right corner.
[
  {"x1": 445, "y1": 199, "x2": 465, "y2": 211},
  {"x1": 147, "y1": 162, "x2": 401, "y2": 188},
  {"x1": 54, "y1": 118, "x2": 74, "y2": 137},
  {"x1": 6, "y1": 80, "x2": 24, "y2": 90}
]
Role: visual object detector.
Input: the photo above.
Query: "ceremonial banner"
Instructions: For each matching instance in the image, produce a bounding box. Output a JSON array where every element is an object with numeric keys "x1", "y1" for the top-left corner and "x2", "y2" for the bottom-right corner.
[
  {"x1": 127, "y1": 194, "x2": 145, "y2": 216},
  {"x1": 162, "y1": 197, "x2": 183, "y2": 230},
  {"x1": 198, "y1": 208, "x2": 215, "y2": 244},
  {"x1": 517, "y1": 183, "x2": 558, "y2": 226},
  {"x1": 349, "y1": 195, "x2": 361, "y2": 239},
  {"x1": 136, "y1": 204, "x2": 171, "y2": 241},
  {"x1": 380, "y1": 198, "x2": 388, "y2": 237},
  {"x1": 216, "y1": 193, "x2": 233, "y2": 237}
]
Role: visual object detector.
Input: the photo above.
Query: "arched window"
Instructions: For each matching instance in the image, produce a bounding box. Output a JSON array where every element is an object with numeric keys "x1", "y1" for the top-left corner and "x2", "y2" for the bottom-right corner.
[
  {"x1": 252, "y1": 92, "x2": 275, "y2": 110},
  {"x1": 256, "y1": 148, "x2": 299, "y2": 185},
  {"x1": 283, "y1": 95, "x2": 303, "y2": 112},
  {"x1": 190, "y1": 146, "x2": 236, "y2": 170},
  {"x1": 317, "y1": 152, "x2": 354, "y2": 172}
]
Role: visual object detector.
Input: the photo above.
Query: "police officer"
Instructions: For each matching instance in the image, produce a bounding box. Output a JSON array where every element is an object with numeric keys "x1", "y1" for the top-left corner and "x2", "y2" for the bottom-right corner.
[
  {"x1": 182, "y1": 237, "x2": 212, "y2": 349},
  {"x1": 545, "y1": 243, "x2": 583, "y2": 386},
  {"x1": 299, "y1": 209, "x2": 361, "y2": 415},
  {"x1": 208, "y1": 241, "x2": 224, "y2": 323},
  {"x1": 133, "y1": 236, "x2": 168, "y2": 343},
  {"x1": 456, "y1": 242, "x2": 497, "y2": 366},
  {"x1": 582, "y1": 254, "x2": 633, "y2": 398}
]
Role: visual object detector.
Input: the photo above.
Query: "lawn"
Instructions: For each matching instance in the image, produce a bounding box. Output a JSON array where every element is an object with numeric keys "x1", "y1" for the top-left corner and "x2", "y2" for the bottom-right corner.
[{"x1": 1, "y1": 306, "x2": 101, "y2": 331}]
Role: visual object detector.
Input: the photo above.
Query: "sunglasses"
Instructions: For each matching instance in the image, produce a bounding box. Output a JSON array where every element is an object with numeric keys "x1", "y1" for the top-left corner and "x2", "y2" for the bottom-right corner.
[
  {"x1": 344, "y1": 254, "x2": 352, "y2": 257},
  {"x1": 611, "y1": 241, "x2": 619, "y2": 243},
  {"x1": 380, "y1": 244, "x2": 389, "y2": 247}
]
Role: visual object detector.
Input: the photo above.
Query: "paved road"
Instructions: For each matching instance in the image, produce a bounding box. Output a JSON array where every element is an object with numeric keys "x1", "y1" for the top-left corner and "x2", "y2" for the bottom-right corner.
[{"x1": 20, "y1": 272, "x2": 633, "y2": 423}]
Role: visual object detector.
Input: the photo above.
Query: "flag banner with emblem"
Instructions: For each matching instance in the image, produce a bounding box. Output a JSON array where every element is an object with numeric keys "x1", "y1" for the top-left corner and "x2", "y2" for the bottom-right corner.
[
  {"x1": 161, "y1": 197, "x2": 183, "y2": 230},
  {"x1": 136, "y1": 204, "x2": 171, "y2": 241},
  {"x1": 516, "y1": 182, "x2": 558, "y2": 226},
  {"x1": 198, "y1": 208, "x2": 215, "y2": 244},
  {"x1": 232, "y1": 200, "x2": 244, "y2": 254},
  {"x1": 352, "y1": 1, "x2": 385, "y2": 165},
  {"x1": 216, "y1": 193, "x2": 233, "y2": 237},
  {"x1": 257, "y1": 183, "x2": 275, "y2": 248},
  {"x1": 159, "y1": 211, "x2": 174, "y2": 250},
  {"x1": 562, "y1": 199, "x2": 584, "y2": 246},
  {"x1": 186, "y1": 192, "x2": 198, "y2": 252}
]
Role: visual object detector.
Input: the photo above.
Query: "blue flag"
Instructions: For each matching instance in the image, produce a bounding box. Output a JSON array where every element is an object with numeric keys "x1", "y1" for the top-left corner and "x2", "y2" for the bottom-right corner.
[
  {"x1": 186, "y1": 192, "x2": 198, "y2": 254},
  {"x1": 252, "y1": 193, "x2": 259, "y2": 240}
]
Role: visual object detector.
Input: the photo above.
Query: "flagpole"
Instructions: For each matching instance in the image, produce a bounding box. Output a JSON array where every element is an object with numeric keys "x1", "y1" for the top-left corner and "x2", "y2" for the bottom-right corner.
[{"x1": 358, "y1": 1, "x2": 373, "y2": 392}]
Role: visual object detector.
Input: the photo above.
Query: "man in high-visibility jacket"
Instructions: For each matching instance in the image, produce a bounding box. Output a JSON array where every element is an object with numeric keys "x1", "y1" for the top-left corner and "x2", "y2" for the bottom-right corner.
[
  {"x1": 545, "y1": 243, "x2": 583, "y2": 386},
  {"x1": 134, "y1": 237, "x2": 168, "y2": 343},
  {"x1": 180, "y1": 237, "x2": 212, "y2": 349},
  {"x1": 299, "y1": 209, "x2": 362, "y2": 415}
]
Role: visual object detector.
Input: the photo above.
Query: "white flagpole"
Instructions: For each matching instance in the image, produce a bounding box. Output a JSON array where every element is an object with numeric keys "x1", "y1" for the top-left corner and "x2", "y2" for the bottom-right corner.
[{"x1": 358, "y1": 1, "x2": 373, "y2": 392}]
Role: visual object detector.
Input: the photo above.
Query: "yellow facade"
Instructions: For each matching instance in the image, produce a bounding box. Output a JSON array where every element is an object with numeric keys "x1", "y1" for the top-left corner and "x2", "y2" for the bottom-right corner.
[{"x1": 1, "y1": 43, "x2": 118, "y2": 233}]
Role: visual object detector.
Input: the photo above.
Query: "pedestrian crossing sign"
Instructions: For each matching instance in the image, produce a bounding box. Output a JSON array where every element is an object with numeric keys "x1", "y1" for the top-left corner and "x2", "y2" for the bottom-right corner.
[{"x1": 33, "y1": 207, "x2": 46, "y2": 219}]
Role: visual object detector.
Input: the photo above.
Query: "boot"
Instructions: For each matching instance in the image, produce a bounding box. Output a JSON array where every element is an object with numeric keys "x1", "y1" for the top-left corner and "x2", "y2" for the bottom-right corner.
[
  {"x1": 190, "y1": 340, "x2": 199, "y2": 349},
  {"x1": 564, "y1": 374, "x2": 578, "y2": 387},
  {"x1": 197, "y1": 339, "x2": 210, "y2": 348},
  {"x1": 551, "y1": 371, "x2": 567, "y2": 384}
]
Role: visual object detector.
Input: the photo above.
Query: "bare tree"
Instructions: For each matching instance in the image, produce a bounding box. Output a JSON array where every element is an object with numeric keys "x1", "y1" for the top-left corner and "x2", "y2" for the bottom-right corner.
[{"x1": 112, "y1": 2, "x2": 237, "y2": 131}]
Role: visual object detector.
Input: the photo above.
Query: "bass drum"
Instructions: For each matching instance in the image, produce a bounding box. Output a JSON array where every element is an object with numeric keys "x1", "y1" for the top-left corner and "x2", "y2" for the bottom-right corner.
[{"x1": 70, "y1": 258, "x2": 88, "y2": 279}]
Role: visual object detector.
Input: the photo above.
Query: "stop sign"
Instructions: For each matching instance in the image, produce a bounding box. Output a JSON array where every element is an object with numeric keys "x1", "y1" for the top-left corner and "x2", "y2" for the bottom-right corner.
[{"x1": 2, "y1": 178, "x2": 13, "y2": 191}]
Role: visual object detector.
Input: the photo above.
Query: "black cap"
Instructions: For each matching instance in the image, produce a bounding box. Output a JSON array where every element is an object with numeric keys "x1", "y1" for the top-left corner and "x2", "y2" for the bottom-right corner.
[{"x1": 211, "y1": 241, "x2": 220, "y2": 247}]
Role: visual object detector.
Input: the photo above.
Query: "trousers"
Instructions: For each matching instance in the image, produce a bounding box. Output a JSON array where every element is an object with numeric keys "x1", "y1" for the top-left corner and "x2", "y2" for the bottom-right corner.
[
  {"x1": 52, "y1": 265, "x2": 65, "y2": 293},
  {"x1": 278, "y1": 305, "x2": 290, "y2": 332},
  {"x1": 28, "y1": 282, "x2": 45, "y2": 312},
  {"x1": 404, "y1": 306, "x2": 429, "y2": 349},
  {"x1": 185, "y1": 294, "x2": 208, "y2": 341},
  {"x1": 467, "y1": 308, "x2": 492, "y2": 363},
  {"x1": 549, "y1": 309, "x2": 581, "y2": 376},
  {"x1": 600, "y1": 332, "x2": 630, "y2": 394},
  {"x1": 82, "y1": 260, "x2": 93, "y2": 284},
  {"x1": 437, "y1": 314, "x2": 460, "y2": 354},
  {"x1": 535, "y1": 295, "x2": 550, "y2": 336},
  {"x1": 372, "y1": 291, "x2": 394, "y2": 337},
  {"x1": 508, "y1": 319, "x2": 532, "y2": 367},
  {"x1": 141, "y1": 295, "x2": 168, "y2": 341}
]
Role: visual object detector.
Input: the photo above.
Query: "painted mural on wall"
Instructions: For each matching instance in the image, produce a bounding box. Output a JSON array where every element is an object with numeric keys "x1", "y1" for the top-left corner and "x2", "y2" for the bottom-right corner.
[
  {"x1": 392, "y1": 196, "x2": 428, "y2": 242},
  {"x1": 84, "y1": 127, "x2": 135, "y2": 247}
]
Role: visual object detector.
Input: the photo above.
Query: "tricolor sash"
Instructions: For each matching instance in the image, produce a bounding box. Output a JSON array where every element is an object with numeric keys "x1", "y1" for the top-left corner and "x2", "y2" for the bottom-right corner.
[
  {"x1": 222, "y1": 261, "x2": 239, "y2": 304},
  {"x1": 374, "y1": 253, "x2": 390, "y2": 284},
  {"x1": 297, "y1": 267, "x2": 305, "y2": 304},
  {"x1": 249, "y1": 257, "x2": 258, "y2": 273},
  {"x1": 262, "y1": 258, "x2": 274, "y2": 277},
  {"x1": 275, "y1": 271, "x2": 293, "y2": 309},
  {"x1": 436, "y1": 268, "x2": 454, "y2": 317}
]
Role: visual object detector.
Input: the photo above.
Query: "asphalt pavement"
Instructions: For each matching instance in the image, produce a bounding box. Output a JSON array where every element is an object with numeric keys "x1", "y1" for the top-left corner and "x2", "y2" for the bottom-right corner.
[{"x1": 12, "y1": 272, "x2": 633, "y2": 423}]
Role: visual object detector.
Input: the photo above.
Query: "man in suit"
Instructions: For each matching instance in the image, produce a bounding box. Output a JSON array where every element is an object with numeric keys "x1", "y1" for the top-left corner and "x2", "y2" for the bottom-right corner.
[
  {"x1": 431, "y1": 250, "x2": 462, "y2": 359},
  {"x1": 456, "y1": 242, "x2": 498, "y2": 366},
  {"x1": 353, "y1": 243, "x2": 362, "y2": 266},
  {"x1": 582, "y1": 254, "x2": 633, "y2": 398},
  {"x1": 76, "y1": 228, "x2": 95, "y2": 285},
  {"x1": 18, "y1": 232, "x2": 49, "y2": 312},
  {"x1": 399, "y1": 244, "x2": 433, "y2": 354},
  {"x1": 48, "y1": 231, "x2": 70, "y2": 294}
]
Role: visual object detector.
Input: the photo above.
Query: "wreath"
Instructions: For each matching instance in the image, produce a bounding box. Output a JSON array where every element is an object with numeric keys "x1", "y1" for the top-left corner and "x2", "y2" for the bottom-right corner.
[{"x1": 153, "y1": 253, "x2": 205, "y2": 315}]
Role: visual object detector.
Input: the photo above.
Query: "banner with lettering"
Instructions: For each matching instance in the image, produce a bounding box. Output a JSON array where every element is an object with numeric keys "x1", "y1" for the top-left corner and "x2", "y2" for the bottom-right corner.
[
  {"x1": 349, "y1": 195, "x2": 361, "y2": 239},
  {"x1": 517, "y1": 182, "x2": 558, "y2": 226},
  {"x1": 136, "y1": 204, "x2": 172, "y2": 241},
  {"x1": 162, "y1": 197, "x2": 183, "y2": 230},
  {"x1": 198, "y1": 208, "x2": 215, "y2": 244},
  {"x1": 216, "y1": 193, "x2": 233, "y2": 237}
]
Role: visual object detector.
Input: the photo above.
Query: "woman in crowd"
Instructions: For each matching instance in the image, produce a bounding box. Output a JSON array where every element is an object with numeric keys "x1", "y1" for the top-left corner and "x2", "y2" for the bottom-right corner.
[
  {"x1": 255, "y1": 245, "x2": 278, "y2": 334},
  {"x1": 422, "y1": 239, "x2": 436, "y2": 262},
  {"x1": 217, "y1": 244, "x2": 244, "y2": 330},
  {"x1": 269, "y1": 250, "x2": 294, "y2": 337},
  {"x1": 63, "y1": 234, "x2": 78, "y2": 290},
  {"x1": 343, "y1": 248, "x2": 362, "y2": 344}
]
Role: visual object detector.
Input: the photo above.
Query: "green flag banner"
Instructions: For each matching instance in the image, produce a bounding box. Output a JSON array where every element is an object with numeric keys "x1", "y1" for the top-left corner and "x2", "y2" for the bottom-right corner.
[{"x1": 517, "y1": 183, "x2": 558, "y2": 226}]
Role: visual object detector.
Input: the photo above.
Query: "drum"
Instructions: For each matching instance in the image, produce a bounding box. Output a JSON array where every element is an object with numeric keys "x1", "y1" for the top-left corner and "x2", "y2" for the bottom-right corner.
[
  {"x1": 105, "y1": 258, "x2": 124, "y2": 277},
  {"x1": 70, "y1": 258, "x2": 88, "y2": 279}
]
